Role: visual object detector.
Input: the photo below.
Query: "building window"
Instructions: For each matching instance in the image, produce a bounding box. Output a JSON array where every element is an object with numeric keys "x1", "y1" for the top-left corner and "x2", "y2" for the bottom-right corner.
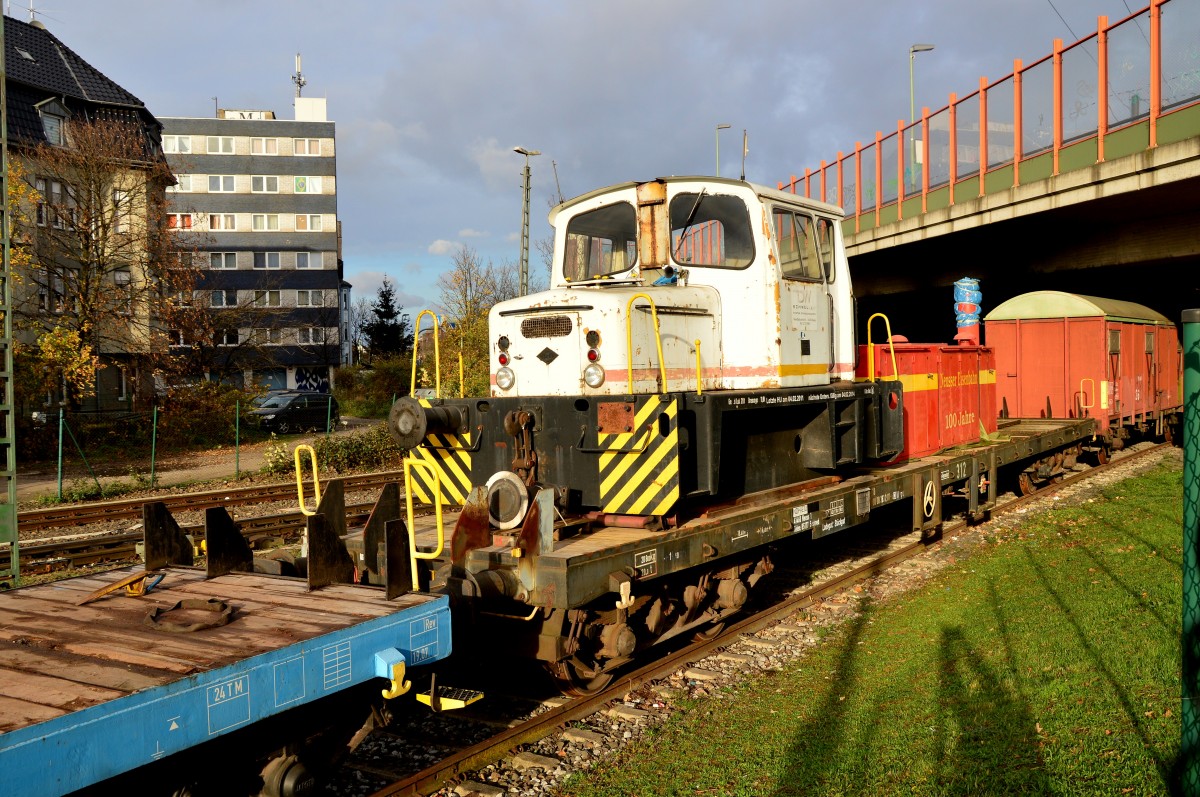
[
  {"x1": 295, "y1": 214, "x2": 322, "y2": 232},
  {"x1": 171, "y1": 290, "x2": 193, "y2": 307},
  {"x1": 36, "y1": 179, "x2": 73, "y2": 228},
  {"x1": 167, "y1": 213, "x2": 194, "y2": 231},
  {"x1": 208, "y1": 175, "x2": 235, "y2": 193},
  {"x1": 254, "y1": 290, "x2": 281, "y2": 307},
  {"x1": 210, "y1": 252, "x2": 237, "y2": 270},
  {"x1": 294, "y1": 176, "x2": 322, "y2": 194},
  {"x1": 252, "y1": 214, "x2": 279, "y2": 231},
  {"x1": 253, "y1": 328, "x2": 282, "y2": 345},
  {"x1": 167, "y1": 329, "x2": 185, "y2": 346},
  {"x1": 253, "y1": 251, "x2": 281, "y2": 269},
  {"x1": 208, "y1": 213, "x2": 236, "y2": 231},
  {"x1": 172, "y1": 174, "x2": 192, "y2": 192},
  {"x1": 115, "y1": 271, "x2": 132, "y2": 315},
  {"x1": 297, "y1": 289, "x2": 324, "y2": 307},
  {"x1": 250, "y1": 137, "x2": 278, "y2": 155},
  {"x1": 251, "y1": 175, "x2": 279, "y2": 193},
  {"x1": 164, "y1": 135, "x2": 191, "y2": 154},
  {"x1": 113, "y1": 190, "x2": 130, "y2": 234},
  {"x1": 207, "y1": 136, "x2": 234, "y2": 154},
  {"x1": 116, "y1": 368, "x2": 128, "y2": 401},
  {"x1": 211, "y1": 289, "x2": 237, "y2": 308},
  {"x1": 295, "y1": 251, "x2": 322, "y2": 269},
  {"x1": 215, "y1": 329, "x2": 239, "y2": 346},
  {"x1": 42, "y1": 112, "x2": 65, "y2": 145},
  {"x1": 297, "y1": 327, "x2": 325, "y2": 344},
  {"x1": 294, "y1": 138, "x2": 321, "y2": 156}
]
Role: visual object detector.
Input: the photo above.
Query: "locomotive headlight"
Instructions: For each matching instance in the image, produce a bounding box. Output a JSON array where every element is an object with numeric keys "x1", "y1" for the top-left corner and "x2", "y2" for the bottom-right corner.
[
  {"x1": 496, "y1": 366, "x2": 516, "y2": 391},
  {"x1": 583, "y1": 362, "x2": 605, "y2": 388}
]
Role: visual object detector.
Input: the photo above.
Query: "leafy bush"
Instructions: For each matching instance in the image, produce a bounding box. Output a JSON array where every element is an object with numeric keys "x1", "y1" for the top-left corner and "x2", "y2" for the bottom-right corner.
[
  {"x1": 312, "y1": 422, "x2": 405, "y2": 473},
  {"x1": 260, "y1": 434, "x2": 293, "y2": 476},
  {"x1": 157, "y1": 382, "x2": 249, "y2": 447},
  {"x1": 333, "y1": 358, "x2": 410, "y2": 419}
]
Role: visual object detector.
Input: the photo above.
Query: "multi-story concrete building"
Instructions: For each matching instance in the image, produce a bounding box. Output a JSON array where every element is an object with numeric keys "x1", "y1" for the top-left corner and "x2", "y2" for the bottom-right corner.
[{"x1": 161, "y1": 100, "x2": 349, "y2": 392}]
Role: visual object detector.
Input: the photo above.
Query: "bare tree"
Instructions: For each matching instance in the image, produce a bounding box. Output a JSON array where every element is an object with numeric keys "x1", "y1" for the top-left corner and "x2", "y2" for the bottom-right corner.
[{"x1": 11, "y1": 118, "x2": 201, "y2": 408}]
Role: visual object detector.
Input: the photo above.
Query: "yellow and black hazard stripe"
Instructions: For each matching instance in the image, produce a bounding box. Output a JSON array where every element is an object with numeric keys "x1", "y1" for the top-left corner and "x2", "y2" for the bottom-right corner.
[
  {"x1": 408, "y1": 398, "x2": 472, "y2": 506},
  {"x1": 597, "y1": 395, "x2": 680, "y2": 516}
]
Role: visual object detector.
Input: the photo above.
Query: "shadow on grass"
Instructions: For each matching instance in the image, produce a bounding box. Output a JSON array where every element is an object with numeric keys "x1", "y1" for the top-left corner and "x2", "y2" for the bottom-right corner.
[
  {"x1": 932, "y1": 625, "x2": 1052, "y2": 794},
  {"x1": 1023, "y1": 547, "x2": 1175, "y2": 792},
  {"x1": 769, "y1": 599, "x2": 878, "y2": 796},
  {"x1": 1076, "y1": 500, "x2": 1182, "y2": 572}
]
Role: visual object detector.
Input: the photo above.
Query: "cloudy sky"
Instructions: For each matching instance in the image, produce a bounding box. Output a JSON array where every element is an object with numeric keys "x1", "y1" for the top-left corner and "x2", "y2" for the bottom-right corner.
[{"x1": 24, "y1": 0, "x2": 1153, "y2": 312}]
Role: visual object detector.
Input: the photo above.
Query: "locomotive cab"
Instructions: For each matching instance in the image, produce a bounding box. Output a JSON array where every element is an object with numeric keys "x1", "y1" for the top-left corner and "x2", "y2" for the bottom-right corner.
[{"x1": 486, "y1": 177, "x2": 858, "y2": 398}]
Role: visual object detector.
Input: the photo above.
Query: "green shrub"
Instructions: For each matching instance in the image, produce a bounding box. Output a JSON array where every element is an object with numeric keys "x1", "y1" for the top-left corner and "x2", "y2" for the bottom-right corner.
[
  {"x1": 157, "y1": 382, "x2": 248, "y2": 447},
  {"x1": 312, "y1": 422, "x2": 405, "y2": 473},
  {"x1": 260, "y1": 434, "x2": 294, "y2": 476},
  {"x1": 333, "y1": 358, "x2": 410, "y2": 419}
]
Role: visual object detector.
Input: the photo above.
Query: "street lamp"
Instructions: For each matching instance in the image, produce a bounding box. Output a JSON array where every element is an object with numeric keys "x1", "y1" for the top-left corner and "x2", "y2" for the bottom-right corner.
[
  {"x1": 513, "y1": 146, "x2": 541, "y2": 296},
  {"x1": 908, "y1": 44, "x2": 934, "y2": 190},
  {"x1": 715, "y1": 124, "x2": 731, "y2": 176}
]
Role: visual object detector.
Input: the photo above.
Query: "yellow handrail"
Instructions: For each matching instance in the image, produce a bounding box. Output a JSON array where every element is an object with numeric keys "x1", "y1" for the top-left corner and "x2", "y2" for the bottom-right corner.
[
  {"x1": 403, "y1": 456, "x2": 446, "y2": 589},
  {"x1": 409, "y1": 309, "x2": 442, "y2": 398},
  {"x1": 865, "y1": 312, "x2": 898, "y2": 382},
  {"x1": 294, "y1": 444, "x2": 321, "y2": 516},
  {"x1": 1079, "y1": 377, "x2": 1095, "y2": 413},
  {"x1": 693, "y1": 338, "x2": 703, "y2": 396},
  {"x1": 625, "y1": 293, "x2": 668, "y2": 394}
]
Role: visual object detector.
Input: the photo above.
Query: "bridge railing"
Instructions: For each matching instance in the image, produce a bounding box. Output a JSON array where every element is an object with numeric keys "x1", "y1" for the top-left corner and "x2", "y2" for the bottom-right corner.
[{"x1": 781, "y1": 0, "x2": 1200, "y2": 233}]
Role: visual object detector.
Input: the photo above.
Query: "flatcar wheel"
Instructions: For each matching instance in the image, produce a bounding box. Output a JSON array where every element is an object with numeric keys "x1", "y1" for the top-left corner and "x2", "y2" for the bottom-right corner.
[
  {"x1": 1017, "y1": 471, "x2": 1037, "y2": 496},
  {"x1": 552, "y1": 661, "x2": 614, "y2": 697},
  {"x1": 1095, "y1": 445, "x2": 1110, "y2": 465}
]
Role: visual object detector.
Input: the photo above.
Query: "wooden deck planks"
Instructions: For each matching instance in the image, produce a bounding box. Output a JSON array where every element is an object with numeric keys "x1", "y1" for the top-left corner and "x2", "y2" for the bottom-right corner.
[{"x1": 0, "y1": 565, "x2": 440, "y2": 739}]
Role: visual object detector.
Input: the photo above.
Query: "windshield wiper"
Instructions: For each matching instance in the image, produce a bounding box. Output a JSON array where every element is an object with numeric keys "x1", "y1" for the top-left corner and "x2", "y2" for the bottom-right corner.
[{"x1": 672, "y1": 189, "x2": 707, "y2": 261}]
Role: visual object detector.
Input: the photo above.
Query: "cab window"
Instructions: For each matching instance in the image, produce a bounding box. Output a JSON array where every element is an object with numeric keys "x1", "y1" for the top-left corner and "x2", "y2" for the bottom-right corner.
[
  {"x1": 562, "y1": 202, "x2": 637, "y2": 281},
  {"x1": 669, "y1": 193, "x2": 754, "y2": 268},
  {"x1": 773, "y1": 209, "x2": 823, "y2": 281}
]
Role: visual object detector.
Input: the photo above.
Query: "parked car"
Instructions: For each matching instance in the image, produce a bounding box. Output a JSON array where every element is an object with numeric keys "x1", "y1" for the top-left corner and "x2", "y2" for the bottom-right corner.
[{"x1": 249, "y1": 392, "x2": 339, "y2": 434}]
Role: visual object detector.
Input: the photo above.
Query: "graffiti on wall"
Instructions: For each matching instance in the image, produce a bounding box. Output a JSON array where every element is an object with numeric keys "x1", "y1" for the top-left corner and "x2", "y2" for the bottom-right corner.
[{"x1": 295, "y1": 367, "x2": 330, "y2": 392}]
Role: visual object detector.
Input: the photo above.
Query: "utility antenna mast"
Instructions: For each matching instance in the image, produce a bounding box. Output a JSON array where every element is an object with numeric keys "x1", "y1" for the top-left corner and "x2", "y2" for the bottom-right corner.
[{"x1": 291, "y1": 53, "x2": 307, "y2": 98}]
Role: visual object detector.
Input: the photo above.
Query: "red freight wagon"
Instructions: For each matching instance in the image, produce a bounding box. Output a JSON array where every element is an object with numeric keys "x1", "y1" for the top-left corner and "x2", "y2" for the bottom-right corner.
[
  {"x1": 856, "y1": 338, "x2": 997, "y2": 462},
  {"x1": 983, "y1": 291, "x2": 1181, "y2": 449}
]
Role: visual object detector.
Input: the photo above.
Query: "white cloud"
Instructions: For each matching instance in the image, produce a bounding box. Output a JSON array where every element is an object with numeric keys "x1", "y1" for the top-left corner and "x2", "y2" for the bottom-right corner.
[
  {"x1": 459, "y1": 228, "x2": 488, "y2": 238},
  {"x1": 428, "y1": 239, "x2": 457, "y2": 255}
]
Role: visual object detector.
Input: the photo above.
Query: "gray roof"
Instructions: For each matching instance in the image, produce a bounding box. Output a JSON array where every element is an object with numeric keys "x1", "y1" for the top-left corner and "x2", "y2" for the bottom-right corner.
[
  {"x1": 3, "y1": 16, "x2": 158, "y2": 145},
  {"x1": 984, "y1": 291, "x2": 1174, "y2": 325}
]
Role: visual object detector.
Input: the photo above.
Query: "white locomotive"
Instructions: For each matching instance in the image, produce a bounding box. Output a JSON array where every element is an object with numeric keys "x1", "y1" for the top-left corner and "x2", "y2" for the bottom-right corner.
[{"x1": 391, "y1": 176, "x2": 902, "y2": 523}]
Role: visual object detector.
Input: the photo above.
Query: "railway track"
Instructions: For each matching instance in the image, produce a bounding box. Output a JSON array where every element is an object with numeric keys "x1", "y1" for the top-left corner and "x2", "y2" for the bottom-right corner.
[
  {"x1": 15, "y1": 469, "x2": 406, "y2": 532},
  {"x1": 342, "y1": 442, "x2": 1171, "y2": 797}
]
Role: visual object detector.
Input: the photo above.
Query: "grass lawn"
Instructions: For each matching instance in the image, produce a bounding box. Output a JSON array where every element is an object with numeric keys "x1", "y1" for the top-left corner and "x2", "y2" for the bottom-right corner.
[{"x1": 559, "y1": 459, "x2": 1183, "y2": 796}]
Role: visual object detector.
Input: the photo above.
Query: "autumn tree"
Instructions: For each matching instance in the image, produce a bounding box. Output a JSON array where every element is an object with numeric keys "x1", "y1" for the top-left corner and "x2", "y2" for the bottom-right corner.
[
  {"x1": 10, "y1": 118, "x2": 201, "y2": 409},
  {"x1": 432, "y1": 245, "x2": 525, "y2": 397}
]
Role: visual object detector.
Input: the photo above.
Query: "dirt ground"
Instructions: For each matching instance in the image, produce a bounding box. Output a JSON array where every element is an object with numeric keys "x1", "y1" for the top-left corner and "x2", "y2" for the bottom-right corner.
[{"x1": 14, "y1": 417, "x2": 380, "y2": 506}]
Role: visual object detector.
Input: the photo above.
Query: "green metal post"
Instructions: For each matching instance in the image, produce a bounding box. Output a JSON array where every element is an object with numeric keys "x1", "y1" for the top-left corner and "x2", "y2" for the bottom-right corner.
[
  {"x1": 1183, "y1": 308, "x2": 1200, "y2": 794},
  {"x1": 326, "y1": 394, "x2": 333, "y2": 438},
  {"x1": 149, "y1": 406, "x2": 158, "y2": 486},
  {"x1": 56, "y1": 409, "x2": 64, "y2": 501},
  {"x1": 235, "y1": 399, "x2": 240, "y2": 480},
  {"x1": 0, "y1": 11, "x2": 17, "y2": 583}
]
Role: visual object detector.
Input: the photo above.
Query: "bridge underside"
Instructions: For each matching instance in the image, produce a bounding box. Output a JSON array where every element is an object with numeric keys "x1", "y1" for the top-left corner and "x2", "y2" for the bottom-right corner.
[{"x1": 850, "y1": 142, "x2": 1200, "y2": 343}]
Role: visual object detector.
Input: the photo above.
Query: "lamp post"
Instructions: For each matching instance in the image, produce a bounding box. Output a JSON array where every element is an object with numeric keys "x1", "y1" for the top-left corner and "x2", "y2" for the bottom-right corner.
[
  {"x1": 513, "y1": 146, "x2": 541, "y2": 296},
  {"x1": 715, "y1": 123, "x2": 731, "y2": 176},
  {"x1": 908, "y1": 44, "x2": 934, "y2": 189}
]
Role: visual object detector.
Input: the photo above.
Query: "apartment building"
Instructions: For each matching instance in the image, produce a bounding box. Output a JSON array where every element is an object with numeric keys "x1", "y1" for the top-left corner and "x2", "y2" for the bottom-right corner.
[{"x1": 161, "y1": 99, "x2": 350, "y2": 392}]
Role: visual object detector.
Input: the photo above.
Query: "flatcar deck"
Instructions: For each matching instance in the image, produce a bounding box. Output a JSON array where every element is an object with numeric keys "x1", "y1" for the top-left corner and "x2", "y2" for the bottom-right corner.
[{"x1": 0, "y1": 566, "x2": 450, "y2": 797}]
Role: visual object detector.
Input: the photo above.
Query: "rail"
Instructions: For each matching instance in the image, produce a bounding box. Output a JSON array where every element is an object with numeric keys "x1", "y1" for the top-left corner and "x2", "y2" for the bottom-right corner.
[
  {"x1": 293, "y1": 444, "x2": 321, "y2": 516},
  {"x1": 779, "y1": 1, "x2": 1199, "y2": 234},
  {"x1": 410, "y1": 309, "x2": 442, "y2": 398},
  {"x1": 625, "y1": 293, "x2": 668, "y2": 393},
  {"x1": 865, "y1": 312, "x2": 898, "y2": 380},
  {"x1": 403, "y1": 457, "x2": 446, "y2": 588}
]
